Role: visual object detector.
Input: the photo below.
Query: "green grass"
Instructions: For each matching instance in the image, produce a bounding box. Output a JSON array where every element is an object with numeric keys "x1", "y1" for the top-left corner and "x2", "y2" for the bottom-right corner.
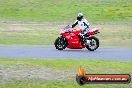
[
  {"x1": 0, "y1": 23, "x2": 131, "y2": 46},
  {"x1": 0, "y1": 58, "x2": 132, "y2": 88},
  {"x1": 0, "y1": 58, "x2": 132, "y2": 72},
  {"x1": 0, "y1": 0, "x2": 132, "y2": 22},
  {"x1": 0, "y1": 23, "x2": 58, "y2": 45},
  {"x1": 0, "y1": 0, "x2": 132, "y2": 46},
  {"x1": 0, "y1": 80, "x2": 131, "y2": 88}
]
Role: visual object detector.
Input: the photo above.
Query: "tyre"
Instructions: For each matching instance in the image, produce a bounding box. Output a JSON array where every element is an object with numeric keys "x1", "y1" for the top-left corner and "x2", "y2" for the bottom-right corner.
[
  {"x1": 86, "y1": 36, "x2": 99, "y2": 51},
  {"x1": 54, "y1": 37, "x2": 68, "y2": 50}
]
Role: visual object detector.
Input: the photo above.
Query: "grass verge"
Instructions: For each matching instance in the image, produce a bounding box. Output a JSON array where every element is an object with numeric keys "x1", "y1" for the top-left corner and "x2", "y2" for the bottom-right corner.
[
  {"x1": 0, "y1": 58, "x2": 131, "y2": 88},
  {"x1": 0, "y1": 23, "x2": 132, "y2": 46},
  {"x1": 0, "y1": 0, "x2": 132, "y2": 22}
]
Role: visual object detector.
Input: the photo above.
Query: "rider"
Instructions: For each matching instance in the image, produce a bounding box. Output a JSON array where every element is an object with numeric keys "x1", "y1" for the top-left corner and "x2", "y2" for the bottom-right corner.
[{"x1": 72, "y1": 13, "x2": 90, "y2": 45}]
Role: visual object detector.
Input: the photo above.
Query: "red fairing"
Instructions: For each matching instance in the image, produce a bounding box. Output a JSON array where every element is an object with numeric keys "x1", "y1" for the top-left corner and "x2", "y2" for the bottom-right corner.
[
  {"x1": 60, "y1": 28, "x2": 85, "y2": 49},
  {"x1": 87, "y1": 28, "x2": 100, "y2": 36},
  {"x1": 59, "y1": 27, "x2": 99, "y2": 49}
]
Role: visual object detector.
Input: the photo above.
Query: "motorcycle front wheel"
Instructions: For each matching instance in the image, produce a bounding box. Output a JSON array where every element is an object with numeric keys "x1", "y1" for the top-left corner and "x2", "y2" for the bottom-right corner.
[
  {"x1": 86, "y1": 36, "x2": 99, "y2": 51},
  {"x1": 54, "y1": 37, "x2": 68, "y2": 50}
]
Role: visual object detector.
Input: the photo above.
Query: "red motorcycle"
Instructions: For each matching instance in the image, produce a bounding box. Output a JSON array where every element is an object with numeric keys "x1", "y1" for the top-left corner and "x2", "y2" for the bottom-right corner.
[{"x1": 54, "y1": 25, "x2": 100, "y2": 51}]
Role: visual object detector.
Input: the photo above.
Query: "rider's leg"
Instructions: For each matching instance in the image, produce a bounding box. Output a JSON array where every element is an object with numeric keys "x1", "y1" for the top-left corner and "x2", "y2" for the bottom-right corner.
[{"x1": 79, "y1": 28, "x2": 89, "y2": 45}]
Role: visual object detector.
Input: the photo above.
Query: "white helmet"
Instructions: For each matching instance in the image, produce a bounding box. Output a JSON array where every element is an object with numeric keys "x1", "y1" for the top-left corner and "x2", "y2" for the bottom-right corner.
[
  {"x1": 78, "y1": 13, "x2": 83, "y2": 17},
  {"x1": 77, "y1": 13, "x2": 83, "y2": 21}
]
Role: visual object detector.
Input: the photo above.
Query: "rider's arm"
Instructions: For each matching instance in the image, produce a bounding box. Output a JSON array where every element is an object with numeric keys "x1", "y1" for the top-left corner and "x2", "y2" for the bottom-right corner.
[{"x1": 72, "y1": 20, "x2": 78, "y2": 28}]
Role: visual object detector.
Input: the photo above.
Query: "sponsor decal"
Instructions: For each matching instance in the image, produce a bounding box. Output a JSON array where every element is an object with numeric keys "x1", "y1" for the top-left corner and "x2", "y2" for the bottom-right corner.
[{"x1": 76, "y1": 66, "x2": 131, "y2": 85}]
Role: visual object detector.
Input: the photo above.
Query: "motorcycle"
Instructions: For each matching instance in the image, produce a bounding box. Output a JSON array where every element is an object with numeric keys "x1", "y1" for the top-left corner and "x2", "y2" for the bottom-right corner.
[{"x1": 54, "y1": 25, "x2": 100, "y2": 51}]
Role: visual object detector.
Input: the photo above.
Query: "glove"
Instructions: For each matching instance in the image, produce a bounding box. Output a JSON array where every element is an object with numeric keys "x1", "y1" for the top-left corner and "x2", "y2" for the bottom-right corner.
[{"x1": 67, "y1": 25, "x2": 72, "y2": 28}]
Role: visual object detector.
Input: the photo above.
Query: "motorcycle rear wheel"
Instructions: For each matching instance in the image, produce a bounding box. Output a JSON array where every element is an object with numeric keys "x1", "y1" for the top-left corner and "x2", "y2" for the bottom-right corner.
[
  {"x1": 86, "y1": 36, "x2": 99, "y2": 51},
  {"x1": 54, "y1": 37, "x2": 68, "y2": 50}
]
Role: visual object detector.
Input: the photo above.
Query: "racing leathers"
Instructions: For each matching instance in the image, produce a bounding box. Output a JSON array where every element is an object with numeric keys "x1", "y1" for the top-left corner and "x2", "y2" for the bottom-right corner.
[{"x1": 72, "y1": 18, "x2": 90, "y2": 45}]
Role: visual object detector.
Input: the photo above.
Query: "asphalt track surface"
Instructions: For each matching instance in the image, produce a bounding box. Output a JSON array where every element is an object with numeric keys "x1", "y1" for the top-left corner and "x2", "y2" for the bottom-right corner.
[{"x1": 0, "y1": 45, "x2": 132, "y2": 61}]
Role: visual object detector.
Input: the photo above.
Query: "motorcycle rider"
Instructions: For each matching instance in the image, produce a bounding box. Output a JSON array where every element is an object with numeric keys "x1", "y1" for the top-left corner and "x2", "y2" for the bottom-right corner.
[{"x1": 72, "y1": 13, "x2": 90, "y2": 45}]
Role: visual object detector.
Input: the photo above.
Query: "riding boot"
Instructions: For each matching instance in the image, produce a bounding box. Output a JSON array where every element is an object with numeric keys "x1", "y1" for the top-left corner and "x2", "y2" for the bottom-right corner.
[{"x1": 80, "y1": 36, "x2": 85, "y2": 46}]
